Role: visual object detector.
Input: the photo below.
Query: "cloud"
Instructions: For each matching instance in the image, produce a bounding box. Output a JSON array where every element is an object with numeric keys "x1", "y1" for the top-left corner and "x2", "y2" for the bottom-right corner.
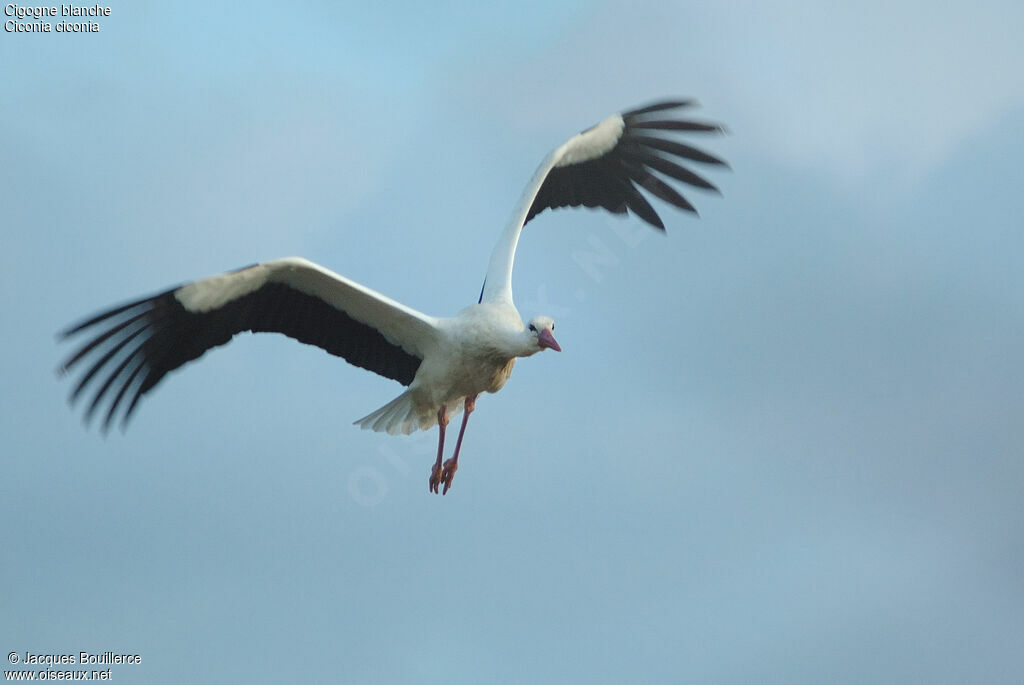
[
  {"x1": 692, "y1": 0, "x2": 1024, "y2": 178},
  {"x1": 443, "y1": 0, "x2": 1024, "y2": 182}
]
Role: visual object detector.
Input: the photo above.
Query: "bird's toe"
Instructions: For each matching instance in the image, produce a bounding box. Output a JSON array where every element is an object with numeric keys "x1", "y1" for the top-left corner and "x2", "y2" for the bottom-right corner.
[
  {"x1": 429, "y1": 463, "x2": 443, "y2": 494},
  {"x1": 440, "y1": 458, "x2": 458, "y2": 495}
]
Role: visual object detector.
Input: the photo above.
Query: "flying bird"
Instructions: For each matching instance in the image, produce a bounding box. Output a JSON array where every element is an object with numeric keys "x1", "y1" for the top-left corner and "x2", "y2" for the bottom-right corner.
[{"x1": 59, "y1": 99, "x2": 727, "y2": 494}]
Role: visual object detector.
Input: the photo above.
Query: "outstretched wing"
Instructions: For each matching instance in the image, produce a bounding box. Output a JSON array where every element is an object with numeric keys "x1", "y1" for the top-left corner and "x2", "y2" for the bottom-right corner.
[
  {"x1": 481, "y1": 99, "x2": 727, "y2": 303},
  {"x1": 59, "y1": 257, "x2": 441, "y2": 431},
  {"x1": 525, "y1": 99, "x2": 727, "y2": 228}
]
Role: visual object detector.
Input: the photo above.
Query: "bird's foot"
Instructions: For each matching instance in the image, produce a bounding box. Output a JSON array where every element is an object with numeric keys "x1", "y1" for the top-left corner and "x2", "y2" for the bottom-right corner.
[
  {"x1": 429, "y1": 461, "x2": 443, "y2": 494},
  {"x1": 440, "y1": 458, "x2": 458, "y2": 495}
]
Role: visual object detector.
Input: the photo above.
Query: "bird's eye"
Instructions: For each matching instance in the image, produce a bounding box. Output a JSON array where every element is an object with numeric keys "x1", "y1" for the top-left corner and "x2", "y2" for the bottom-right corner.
[
  {"x1": 528, "y1": 324, "x2": 537, "y2": 332},
  {"x1": 551, "y1": 323, "x2": 555, "y2": 331}
]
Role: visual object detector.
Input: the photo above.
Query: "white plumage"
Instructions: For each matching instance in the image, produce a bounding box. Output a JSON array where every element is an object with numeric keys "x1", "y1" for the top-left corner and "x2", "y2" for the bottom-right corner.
[{"x1": 60, "y1": 99, "x2": 726, "y2": 494}]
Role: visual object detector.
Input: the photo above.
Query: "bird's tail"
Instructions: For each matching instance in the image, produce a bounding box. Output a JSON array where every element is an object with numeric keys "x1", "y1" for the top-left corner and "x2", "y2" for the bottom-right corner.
[
  {"x1": 354, "y1": 391, "x2": 466, "y2": 435},
  {"x1": 354, "y1": 391, "x2": 419, "y2": 435}
]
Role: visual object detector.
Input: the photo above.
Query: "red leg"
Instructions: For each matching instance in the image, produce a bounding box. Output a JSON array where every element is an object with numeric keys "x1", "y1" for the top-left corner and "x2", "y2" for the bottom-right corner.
[
  {"x1": 429, "y1": 405, "x2": 448, "y2": 494},
  {"x1": 441, "y1": 395, "x2": 476, "y2": 495}
]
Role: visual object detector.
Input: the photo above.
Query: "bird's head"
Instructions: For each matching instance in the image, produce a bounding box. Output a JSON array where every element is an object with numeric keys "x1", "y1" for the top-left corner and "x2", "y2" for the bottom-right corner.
[{"x1": 527, "y1": 315, "x2": 561, "y2": 353}]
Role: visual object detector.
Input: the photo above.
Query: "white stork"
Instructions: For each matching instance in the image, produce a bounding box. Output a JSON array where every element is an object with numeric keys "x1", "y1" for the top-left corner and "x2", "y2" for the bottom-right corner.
[{"x1": 59, "y1": 99, "x2": 726, "y2": 494}]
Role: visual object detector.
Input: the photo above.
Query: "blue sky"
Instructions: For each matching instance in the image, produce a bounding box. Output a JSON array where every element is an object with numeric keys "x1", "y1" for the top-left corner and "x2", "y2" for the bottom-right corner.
[{"x1": 3, "y1": 1, "x2": 1024, "y2": 682}]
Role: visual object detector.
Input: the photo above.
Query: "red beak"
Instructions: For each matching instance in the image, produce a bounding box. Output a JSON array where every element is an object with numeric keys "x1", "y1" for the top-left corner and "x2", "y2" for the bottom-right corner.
[{"x1": 538, "y1": 329, "x2": 561, "y2": 352}]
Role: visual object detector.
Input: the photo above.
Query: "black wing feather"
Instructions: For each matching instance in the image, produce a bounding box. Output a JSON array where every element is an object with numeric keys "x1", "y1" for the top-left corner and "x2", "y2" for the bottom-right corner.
[
  {"x1": 627, "y1": 120, "x2": 723, "y2": 132},
  {"x1": 622, "y1": 99, "x2": 696, "y2": 116},
  {"x1": 619, "y1": 157, "x2": 698, "y2": 214},
  {"x1": 628, "y1": 150, "x2": 721, "y2": 192},
  {"x1": 59, "y1": 281, "x2": 423, "y2": 431},
  {"x1": 627, "y1": 135, "x2": 729, "y2": 167},
  {"x1": 524, "y1": 100, "x2": 726, "y2": 229}
]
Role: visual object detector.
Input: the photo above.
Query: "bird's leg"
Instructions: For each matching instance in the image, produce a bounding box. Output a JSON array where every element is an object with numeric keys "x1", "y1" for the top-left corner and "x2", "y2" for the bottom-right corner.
[
  {"x1": 429, "y1": 405, "x2": 448, "y2": 494},
  {"x1": 441, "y1": 395, "x2": 476, "y2": 495}
]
